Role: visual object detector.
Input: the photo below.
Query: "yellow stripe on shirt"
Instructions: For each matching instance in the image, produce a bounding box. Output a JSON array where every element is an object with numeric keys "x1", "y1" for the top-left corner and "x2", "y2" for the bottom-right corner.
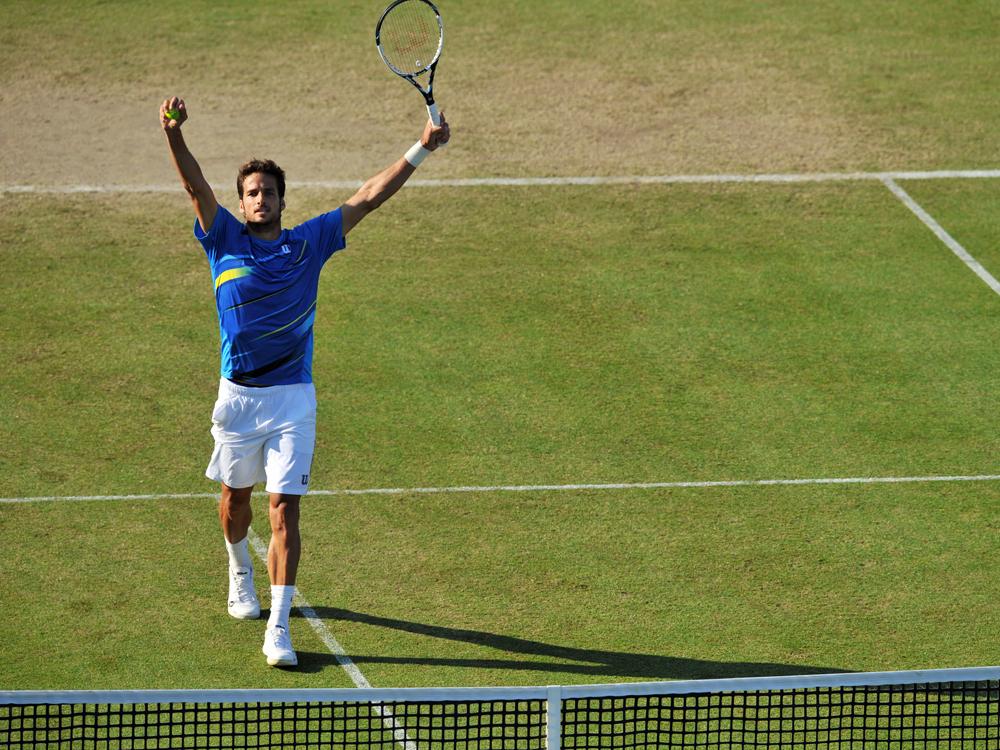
[
  {"x1": 293, "y1": 239, "x2": 308, "y2": 265},
  {"x1": 252, "y1": 300, "x2": 317, "y2": 341},
  {"x1": 214, "y1": 267, "x2": 251, "y2": 290}
]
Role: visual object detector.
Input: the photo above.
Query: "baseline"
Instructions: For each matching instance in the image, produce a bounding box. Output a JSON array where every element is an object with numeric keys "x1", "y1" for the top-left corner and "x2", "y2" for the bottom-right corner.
[{"x1": 4, "y1": 169, "x2": 1000, "y2": 195}]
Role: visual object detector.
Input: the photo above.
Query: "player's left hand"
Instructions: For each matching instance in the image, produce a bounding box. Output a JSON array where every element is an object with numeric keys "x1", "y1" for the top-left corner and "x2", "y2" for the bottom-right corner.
[{"x1": 421, "y1": 112, "x2": 450, "y2": 151}]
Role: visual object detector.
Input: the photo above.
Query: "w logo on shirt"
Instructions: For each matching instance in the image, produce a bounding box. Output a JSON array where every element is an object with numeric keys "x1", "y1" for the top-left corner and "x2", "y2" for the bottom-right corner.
[{"x1": 280, "y1": 244, "x2": 291, "y2": 255}]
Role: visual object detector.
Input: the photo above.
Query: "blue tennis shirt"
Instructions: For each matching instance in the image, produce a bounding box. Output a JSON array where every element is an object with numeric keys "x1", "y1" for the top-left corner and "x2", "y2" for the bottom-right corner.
[{"x1": 195, "y1": 206, "x2": 346, "y2": 386}]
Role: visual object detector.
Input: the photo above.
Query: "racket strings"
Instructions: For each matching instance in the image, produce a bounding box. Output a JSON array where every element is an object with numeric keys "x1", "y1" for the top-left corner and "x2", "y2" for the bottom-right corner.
[{"x1": 380, "y1": 1, "x2": 441, "y2": 75}]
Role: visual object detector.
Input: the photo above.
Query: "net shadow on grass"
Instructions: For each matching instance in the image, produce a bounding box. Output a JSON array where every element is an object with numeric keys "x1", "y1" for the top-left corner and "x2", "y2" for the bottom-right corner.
[{"x1": 299, "y1": 608, "x2": 850, "y2": 681}]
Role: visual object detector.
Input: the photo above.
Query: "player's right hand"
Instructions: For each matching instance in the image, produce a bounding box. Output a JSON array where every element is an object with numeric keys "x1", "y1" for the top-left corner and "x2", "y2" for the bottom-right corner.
[
  {"x1": 160, "y1": 97, "x2": 188, "y2": 130},
  {"x1": 421, "y1": 111, "x2": 450, "y2": 151}
]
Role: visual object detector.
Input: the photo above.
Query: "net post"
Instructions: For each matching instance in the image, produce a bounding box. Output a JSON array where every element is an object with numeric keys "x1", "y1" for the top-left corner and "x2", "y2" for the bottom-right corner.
[{"x1": 546, "y1": 685, "x2": 562, "y2": 750}]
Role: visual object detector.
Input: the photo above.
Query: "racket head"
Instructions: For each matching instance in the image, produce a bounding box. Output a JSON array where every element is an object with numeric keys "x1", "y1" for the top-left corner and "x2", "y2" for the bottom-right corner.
[{"x1": 375, "y1": 0, "x2": 444, "y2": 79}]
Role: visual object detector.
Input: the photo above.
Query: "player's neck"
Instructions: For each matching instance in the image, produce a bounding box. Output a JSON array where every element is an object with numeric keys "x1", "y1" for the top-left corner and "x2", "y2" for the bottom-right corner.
[{"x1": 245, "y1": 220, "x2": 282, "y2": 241}]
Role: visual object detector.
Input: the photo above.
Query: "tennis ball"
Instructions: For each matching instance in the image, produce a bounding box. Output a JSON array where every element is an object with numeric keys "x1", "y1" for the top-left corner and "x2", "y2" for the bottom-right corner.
[{"x1": 166, "y1": 108, "x2": 180, "y2": 120}]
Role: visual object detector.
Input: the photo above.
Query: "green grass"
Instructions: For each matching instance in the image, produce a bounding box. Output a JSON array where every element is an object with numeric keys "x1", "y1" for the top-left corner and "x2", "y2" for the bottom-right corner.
[
  {"x1": 3, "y1": 481, "x2": 999, "y2": 688},
  {"x1": 306, "y1": 481, "x2": 1000, "y2": 687},
  {"x1": 3, "y1": 184, "x2": 1000, "y2": 499},
  {"x1": 896, "y1": 179, "x2": 1000, "y2": 272},
  {"x1": 2, "y1": 0, "x2": 1000, "y2": 697},
  {"x1": 2, "y1": 180, "x2": 1000, "y2": 689},
  {"x1": 0, "y1": 498, "x2": 355, "y2": 688}
]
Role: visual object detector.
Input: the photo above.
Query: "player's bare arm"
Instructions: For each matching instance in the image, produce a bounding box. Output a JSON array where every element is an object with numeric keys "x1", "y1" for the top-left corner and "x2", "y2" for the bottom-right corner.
[
  {"x1": 340, "y1": 114, "x2": 450, "y2": 235},
  {"x1": 161, "y1": 97, "x2": 219, "y2": 234}
]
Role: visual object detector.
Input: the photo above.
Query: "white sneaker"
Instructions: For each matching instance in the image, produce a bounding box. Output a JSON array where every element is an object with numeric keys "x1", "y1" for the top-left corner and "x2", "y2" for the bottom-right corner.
[
  {"x1": 263, "y1": 625, "x2": 297, "y2": 667},
  {"x1": 227, "y1": 567, "x2": 260, "y2": 620}
]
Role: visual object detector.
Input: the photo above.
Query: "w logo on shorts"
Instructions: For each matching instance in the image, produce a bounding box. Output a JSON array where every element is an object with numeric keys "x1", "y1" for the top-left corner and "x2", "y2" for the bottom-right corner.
[{"x1": 301, "y1": 474, "x2": 309, "y2": 485}]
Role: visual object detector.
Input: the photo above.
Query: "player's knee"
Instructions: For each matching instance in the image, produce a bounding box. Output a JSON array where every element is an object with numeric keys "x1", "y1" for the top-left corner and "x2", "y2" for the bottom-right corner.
[
  {"x1": 268, "y1": 494, "x2": 300, "y2": 534},
  {"x1": 221, "y1": 484, "x2": 253, "y2": 506}
]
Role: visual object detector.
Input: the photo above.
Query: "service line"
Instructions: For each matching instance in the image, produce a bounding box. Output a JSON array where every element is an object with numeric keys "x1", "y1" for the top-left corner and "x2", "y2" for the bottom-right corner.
[{"x1": 3, "y1": 473, "x2": 1000, "y2": 504}]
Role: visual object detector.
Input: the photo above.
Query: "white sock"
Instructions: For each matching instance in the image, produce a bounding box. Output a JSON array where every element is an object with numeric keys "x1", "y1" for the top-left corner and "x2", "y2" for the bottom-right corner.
[
  {"x1": 268, "y1": 585, "x2": 295, "y2": 630},
  {"x1": 225, "y1": 536, "x2": 253, "y2": 572}
]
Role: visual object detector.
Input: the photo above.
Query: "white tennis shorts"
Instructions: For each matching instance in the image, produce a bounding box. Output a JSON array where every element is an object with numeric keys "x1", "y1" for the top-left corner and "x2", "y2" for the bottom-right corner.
[{"x1": 205, "y1": 378, "x2": 317, "y2": 495}]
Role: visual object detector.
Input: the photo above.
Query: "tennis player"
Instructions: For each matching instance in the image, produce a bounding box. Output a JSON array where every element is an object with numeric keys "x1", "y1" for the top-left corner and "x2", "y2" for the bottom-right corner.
[{"x1": 160, "y1": 96, "x2": 449, "y2": 667}]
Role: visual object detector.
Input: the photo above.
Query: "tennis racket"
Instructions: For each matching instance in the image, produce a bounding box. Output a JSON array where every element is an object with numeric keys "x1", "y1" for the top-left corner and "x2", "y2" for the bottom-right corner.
[{"x1": 375, "y1": 0, "x2": 445, "y2": 127}]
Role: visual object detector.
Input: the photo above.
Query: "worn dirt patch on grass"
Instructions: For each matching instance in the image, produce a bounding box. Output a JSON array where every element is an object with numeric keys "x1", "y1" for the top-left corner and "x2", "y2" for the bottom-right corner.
[
  {"x1": 0, "y1": 57, "x2": 870, "y2": 189},
  {"x1": 1, "y1": 1, "x2": 996, "y2": 188}
]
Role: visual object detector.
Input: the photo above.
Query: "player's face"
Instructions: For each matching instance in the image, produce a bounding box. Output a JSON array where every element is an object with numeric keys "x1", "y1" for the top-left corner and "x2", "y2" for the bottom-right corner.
[{"x1": 239, "y1": 173, "x2": 285, "y2": 227}]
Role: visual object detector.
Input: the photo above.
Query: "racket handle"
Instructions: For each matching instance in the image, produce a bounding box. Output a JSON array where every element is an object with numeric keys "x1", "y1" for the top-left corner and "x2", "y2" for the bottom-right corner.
[{"x1": 426, "y1": 102, "x2": 446, "y2": 149}]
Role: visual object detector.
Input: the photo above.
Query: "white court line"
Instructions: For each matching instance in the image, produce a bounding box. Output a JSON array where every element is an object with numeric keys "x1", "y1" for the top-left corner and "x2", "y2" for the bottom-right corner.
[
  {"x1": 245, "y1": 528, "x2": 372, "y2": 687},
  {"x1": 4, "y1": 169, "x2": 1000, "y2": 194},
  {"x1": 246, "y1": 528, "x2": 418, "y2": 750},
  {"x1": 3, "y1": 473, "x2": 1000, "y2": 504},
  {"x1": 881, "y1": 177, "x2": 1000, "y2": 297}
]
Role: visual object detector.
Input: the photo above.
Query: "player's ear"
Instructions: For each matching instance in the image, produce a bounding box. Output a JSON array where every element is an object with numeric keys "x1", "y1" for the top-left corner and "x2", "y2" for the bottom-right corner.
[{"x1": 280, "y1": 198, "x2": 286, "y2": 211}]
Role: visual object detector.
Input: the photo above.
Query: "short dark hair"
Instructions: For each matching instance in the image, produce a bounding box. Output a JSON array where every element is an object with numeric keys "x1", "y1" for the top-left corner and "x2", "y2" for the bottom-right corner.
[{"x1": 237, "y1": 159, "x2": 286, "y2": 199}]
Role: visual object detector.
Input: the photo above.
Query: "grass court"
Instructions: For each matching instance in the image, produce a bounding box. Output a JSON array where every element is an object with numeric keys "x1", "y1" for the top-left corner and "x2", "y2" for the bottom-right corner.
[{"x1": 1, "y1": 0, "x2": 998, "y2": 691}]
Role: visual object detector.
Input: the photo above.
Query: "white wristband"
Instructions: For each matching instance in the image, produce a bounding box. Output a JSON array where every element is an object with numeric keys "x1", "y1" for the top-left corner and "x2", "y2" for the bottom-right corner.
[{"x1": 404, "y1": 141, "x2": 431, "y2": 167}]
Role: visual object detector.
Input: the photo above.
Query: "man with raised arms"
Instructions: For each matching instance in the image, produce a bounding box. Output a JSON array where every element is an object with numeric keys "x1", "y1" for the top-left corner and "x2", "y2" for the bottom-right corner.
[{"x1": 160, "y1": 96, "x2": 450, "y2": 667}]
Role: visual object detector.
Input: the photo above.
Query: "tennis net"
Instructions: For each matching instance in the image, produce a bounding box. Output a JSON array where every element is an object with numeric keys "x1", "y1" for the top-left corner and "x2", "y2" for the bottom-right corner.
[{"x1": 2, "y1": 666, "x2": 998, "y2": 749}]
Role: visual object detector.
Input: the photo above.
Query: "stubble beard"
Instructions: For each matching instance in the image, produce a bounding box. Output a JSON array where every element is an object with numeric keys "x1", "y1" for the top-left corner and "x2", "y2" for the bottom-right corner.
[{"x1": 245, "y1": 211, "x2": 281, "y2": 235}]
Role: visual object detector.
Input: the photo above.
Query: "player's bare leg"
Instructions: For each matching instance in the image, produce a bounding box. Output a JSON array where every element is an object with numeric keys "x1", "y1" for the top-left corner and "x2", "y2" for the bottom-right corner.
[
  {"x1": 220, "y1": 483, "x2": 253, "y2": 543},
  {"x1": 267, "y1": 493, "x2": 301, "y2": 585},
  {"x1": 219, "y1": 483, "x2": 260, "y2": 619},
  {"x1": 263, "y1": 492, "x2": 300, "y2": 666}
]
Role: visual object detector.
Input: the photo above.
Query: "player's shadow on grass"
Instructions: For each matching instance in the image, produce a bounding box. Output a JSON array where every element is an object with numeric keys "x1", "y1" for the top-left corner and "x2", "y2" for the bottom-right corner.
[
  {"x1": 284, "y1": 651, "x2": 348, "y2": 674},
  {"x1": 299, "y1": 608, "x2": 849, "y2": 680}
]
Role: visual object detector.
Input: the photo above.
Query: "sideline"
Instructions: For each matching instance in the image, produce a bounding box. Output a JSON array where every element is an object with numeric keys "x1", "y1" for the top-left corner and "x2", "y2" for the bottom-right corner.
[{"x1": 881, "y1": 177, "x2": 1000, "y2": 297}]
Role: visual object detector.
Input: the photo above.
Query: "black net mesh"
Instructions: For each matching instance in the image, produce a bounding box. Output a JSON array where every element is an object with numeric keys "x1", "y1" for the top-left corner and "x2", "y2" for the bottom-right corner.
[
  {"x1": 2, "y1": 679, "x2": 998, "y2": 749},
  {"x1": 562, "y1": 682, "x2": 1000, "y2": 749},
  {"x1": 0, "y1": 699, "x2": 546, "y2": 750}
]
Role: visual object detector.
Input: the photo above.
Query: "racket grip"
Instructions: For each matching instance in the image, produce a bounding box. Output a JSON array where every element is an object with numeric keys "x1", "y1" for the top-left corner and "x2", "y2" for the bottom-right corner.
[{"x1": 426, "y1": 102, "x2": 446, "y2": 149}]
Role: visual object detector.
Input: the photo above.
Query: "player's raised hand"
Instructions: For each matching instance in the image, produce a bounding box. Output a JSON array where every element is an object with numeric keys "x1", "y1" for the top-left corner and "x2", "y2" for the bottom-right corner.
[
  {"x1": 421, "y1": 111, "x2": 450, "y2": 151},
  {"x1": 160, "y1": 97, "x2": 188, "y2": 130}
]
